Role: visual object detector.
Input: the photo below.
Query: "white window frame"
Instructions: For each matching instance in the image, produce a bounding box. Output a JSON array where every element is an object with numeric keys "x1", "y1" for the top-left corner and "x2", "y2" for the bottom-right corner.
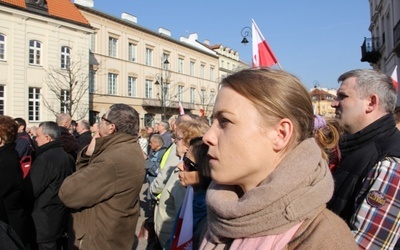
[
  {"x1": 128, "y1": 43, "x2": 136, "y2": 62},
  {"x1": 60, "y1": 89, "x2": 70, "y2": 113},
  {"x1": 29, "y1": 40, "x2": 41, "y2": 65},
  {"x1": 61, "y1": 46, "x2": 71, "y2": 69},
  {"x1": 90, "y1": 33, "x2": 96, "y2": 52},
  {"x1": 210, "y1": 67, "x2": 214, "y2": 81},
  {"x1": 128, "y1": 76, "x2": 137, "y2": 97},
  {"x1": 89, "y1": 69, "x2": 96, "y2": 93},
  {"x1": 108, "y1": 73, "x2": 117, "y2": 95},
  {"x1": 0, "y1": 34, "x2": 5, "y2": 61},
  {"x1": 28, "y1": 87, "x2": 40, "y2": 121},
  {"x1": 108, "y1": 37, "x2": 117, "y2": 57},
  {"x1": 178, "y1": 58, "x2": 184, "y2": 73},
  {"x1": 145, "y1": 48, "x2": 153, "y2": 66},
  {"x1": 145, "y1": 79, "x2": 153, "y2": 98},
  {"x1": 201, "y1": 89, "x2": 206, "y2": 104},
  {"x1": 178, "y1": 85, "x2": 183, "y2": 102},
  {"x1": 200, "y1": 64, "x2": 205, "y2": 78},
  {"x1": 0, "y1": 85, "x2": 4, "y2": 115},
  {"x1": 190, "y1": 87, "x2": 195, "y2": 103},
  {"x1": 190, "y1": 61, "x2": 195, "y2": 76}
]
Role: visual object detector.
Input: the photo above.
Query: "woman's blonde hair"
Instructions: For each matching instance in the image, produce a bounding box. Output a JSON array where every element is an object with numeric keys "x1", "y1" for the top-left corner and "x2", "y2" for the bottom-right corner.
[
  {"x1": 178, "y1": 120, "x2": 210, "y2": 147},
  {"x1": 221, "y1": 68, "x2": 314, "y2": 148}
]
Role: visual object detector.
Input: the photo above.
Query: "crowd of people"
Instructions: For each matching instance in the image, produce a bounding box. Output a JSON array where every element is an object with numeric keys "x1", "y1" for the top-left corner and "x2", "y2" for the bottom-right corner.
[{"x1": 0, "y1": 67, "x2": 399, "y2": 250}]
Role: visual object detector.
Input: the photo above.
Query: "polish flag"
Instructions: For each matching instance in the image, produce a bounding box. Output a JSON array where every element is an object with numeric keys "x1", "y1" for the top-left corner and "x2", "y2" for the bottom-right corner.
[
  {"x1": 391, "y1": 66, "x2": 398, "y2": 92},
  {"x1": 170, "y1": 185, "x2": 194, "y2": 250},
  {"x1": 179, "y1": 101, "x2": 185, "y2": 115},
  {"x1": 252, "y1": 19, "x2": 278, "y2": 68}
]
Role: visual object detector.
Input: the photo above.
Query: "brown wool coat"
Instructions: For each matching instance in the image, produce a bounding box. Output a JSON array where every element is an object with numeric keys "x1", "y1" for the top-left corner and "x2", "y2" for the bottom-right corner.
[{"x1": 59, "y1": 133, "x2": 146, "y2": 250}]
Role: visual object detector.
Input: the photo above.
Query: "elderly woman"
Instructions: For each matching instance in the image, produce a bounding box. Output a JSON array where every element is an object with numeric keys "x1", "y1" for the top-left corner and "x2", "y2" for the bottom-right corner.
[
  {"x1": 0, "y1": 115, "x2": 28, "y2": 243},
  {"x1": 201, "y1": 68, "x2": 358, "y2": 249}
]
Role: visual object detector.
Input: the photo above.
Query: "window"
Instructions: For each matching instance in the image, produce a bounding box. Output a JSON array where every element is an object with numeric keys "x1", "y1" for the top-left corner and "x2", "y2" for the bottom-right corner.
[
  {"x1": 108, "y1": 37, "x2": 117, "y2": 57},
  {"x1": 28, "y1": 87, "x2": 40, "y2": 121},
  {"x1": 210, "y1": 67, "x2": 214, "y2": 81},
  {"x1": 90, "y1": 33, "x2": 96, "y2": 52},
  {"x1": 190, "y1": 87, "x2": 195, "y2": 103},
  {"x1": 128, "y1": 43, "x2": 136, "y2": 62},
  {"x1": 60, "y1": 89, "x2": 70, "y2": 113},
  {"x1": 201, "y1": 89, "x2": 206, "y2": 104},
  {"x1": 0, "y1": 34, "x2": 5, "y2": 60},
  {"x1": 108, "y1": 73, "x2": 117, "y2": 95},
  {"x1": 0, "y1": 85, "x2": 4, "y2": 115},
  {"x1": 145, "y1": 48, "x2": 153, "y2": 66},
  {"x1": 145, "y1": 79, "x2": 152, "y2": 98},
  {"x1": 61, "y1": 46, "x2": 71, "y2": 69},
  {"x1": 89, "y1": 69, "x2": 96, "y2": 93},
  {"x1": 227, "y1": 62, "x2": 230, "y2": 70},
  {"x1": 128, "y1": 76, "x2": 137, "y2": 97},
  {"x1": 162, "y1": 53, "x2": 169, "y2": 69},
  {"x1": 178, "y1": 58, "x2": 184, "y2": 73},
  {"x1": 29, "y1": 40, "x2": 41, "y2": 65},
  {"x1": 178, "y1": 85, "x2": 183, "y2": 102},
  {"x1": 200, "y1": 64, "x2": 205, "y2": 78},
  {"x1": 190, "y1": 61, "x2": 195, "y2": 76},
  {"x1": 210, "y1": 90, "x2": 215, "y2": 103}
]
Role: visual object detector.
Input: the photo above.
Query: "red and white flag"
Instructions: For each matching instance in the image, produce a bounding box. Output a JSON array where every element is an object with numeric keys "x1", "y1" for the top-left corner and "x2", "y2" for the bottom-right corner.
[
  {"x1": 391, "y1": 66, "x2": 398, "y2": 92},
  {"x1": 170, "y1": 185, "x2": 194, "y2": 250},
  {"x1": 252, "y1": 19, "x2": 278, "y2": 68},
  {"x1": 179, "y1": 101, "x2": 185, "y2": 115}
]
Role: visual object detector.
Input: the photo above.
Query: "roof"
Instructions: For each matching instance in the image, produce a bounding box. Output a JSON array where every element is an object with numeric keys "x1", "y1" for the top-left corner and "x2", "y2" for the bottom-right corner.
[{"x1": 0, "y1": 0, "x2": 91, "y2": 27}]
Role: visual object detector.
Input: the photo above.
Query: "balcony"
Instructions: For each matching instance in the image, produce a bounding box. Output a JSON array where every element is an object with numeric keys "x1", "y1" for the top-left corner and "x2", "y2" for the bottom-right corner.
[
  {"x1": 142, "y1": 99, "x2": 195, "y2": 110},
  {"x1": 360, "y1": 37, "x2": 381, "y2": 64},
  {"x1": 393, "y1": 20, "x2": 400, "y2": 56}
]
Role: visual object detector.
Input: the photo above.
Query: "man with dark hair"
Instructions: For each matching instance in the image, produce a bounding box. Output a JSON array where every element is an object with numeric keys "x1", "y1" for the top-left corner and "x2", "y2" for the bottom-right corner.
[
  {"x1": 76, "y1": 120, "x2": 92, "y2": 152},
  {"x1": 70, "y1": 120, "x2": 79, "y2": 138},
  {"x1": 25, "y1": 121, "x2": 73, "y2": 250},
  {"x1": 59, "y1": 104, "x2": 146, "y2": 250},
  {"x1": 13, "y1": 117, "x2": 35, "y2": 160}
]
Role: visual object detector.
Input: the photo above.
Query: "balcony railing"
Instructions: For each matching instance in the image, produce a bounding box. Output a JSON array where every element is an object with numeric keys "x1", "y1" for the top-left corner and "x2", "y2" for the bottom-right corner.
[
  {"x1": 142, "y1": 98, "x2": 195, "y2": 110},
  {"x1": 360, "y1": 37, "x2": 381, "y2": 64},
  {"x1": 394, "y1": 20, "x2": 400, "y2": 55}
]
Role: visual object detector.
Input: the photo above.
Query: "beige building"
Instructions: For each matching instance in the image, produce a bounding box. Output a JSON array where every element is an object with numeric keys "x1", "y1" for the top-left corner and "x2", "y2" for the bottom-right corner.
[
  {"x1": 76, "y1": 1, "x2": 221, "y2": 127},
  {"x1": 310, "y1": 87, "x2": 337, "y2": 118},
  {"x1": 0, "y1": 0, "x2": 92, "y2": 123},
  {"x1": 362, "y1": 0, "x2": 400, "y2": 103}
]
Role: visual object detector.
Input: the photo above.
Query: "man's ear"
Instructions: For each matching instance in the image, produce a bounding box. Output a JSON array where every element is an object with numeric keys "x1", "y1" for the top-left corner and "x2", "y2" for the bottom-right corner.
[
  {"x1": 272, "y1": 118, "x2": 293, "y2": 151},
  {"x1": 366, "y1": 94, "x2": 379, "y2": 113}
]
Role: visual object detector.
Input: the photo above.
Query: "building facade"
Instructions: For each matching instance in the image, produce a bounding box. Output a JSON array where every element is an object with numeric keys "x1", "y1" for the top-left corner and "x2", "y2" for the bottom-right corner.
[
  {"x1": 362, "y1": 0, "x2": 400, "y2": 101},
  {"x1": 310, "y1": 87, "x2": 337, "y2": 118},
  {"x1": 76, "y1": 2, "x2": 221, "y2": 127},
  {"x1": 0, "y1": 0, "x2": 92, "y2": 123}
]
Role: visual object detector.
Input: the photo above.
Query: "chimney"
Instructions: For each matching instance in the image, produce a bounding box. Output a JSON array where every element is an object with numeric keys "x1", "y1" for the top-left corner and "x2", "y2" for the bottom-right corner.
[
  {"x1": 74, "y1": 0, "x2": 94, "y2": 8},
  {"x1": 158, "y1": 28, "x2": 171, "y2": 37},
  {"x1": 203, "y1": 40, "x2": 210, "y2": 45},
  {"x1": 121, "y1": 13, "x2": 137, "y2": 23}
]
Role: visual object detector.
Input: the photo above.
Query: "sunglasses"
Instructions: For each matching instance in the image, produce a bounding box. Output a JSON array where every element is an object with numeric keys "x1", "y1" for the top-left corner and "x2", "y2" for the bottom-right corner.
[
  {"x1": 182, "y1": 154, "x2": 198, "y2": 172},
  {"x1": 101, "y1": 114, "x2": 113, "y2": 124}
]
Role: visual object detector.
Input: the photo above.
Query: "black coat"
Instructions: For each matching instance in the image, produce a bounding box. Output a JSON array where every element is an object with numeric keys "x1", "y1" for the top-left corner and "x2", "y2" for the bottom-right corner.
[
  {"x1": 24, "y1": 140, "x2": 73, "y2": 243},
  {"x1": 0, "y1": 143, "x2": 28, "y2": 242},
  {"x1": 77, "y1": 131, "x2": 92, "y2": 153}
]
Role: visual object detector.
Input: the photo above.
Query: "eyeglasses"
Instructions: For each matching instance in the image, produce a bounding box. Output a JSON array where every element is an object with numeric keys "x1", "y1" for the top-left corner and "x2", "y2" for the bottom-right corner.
[
  {"x1": 101, "y1": 114, "x2": 113, "y2": 124},
  {"x1": 182, "y1": 153, "x2": 198, "y2": 172}
]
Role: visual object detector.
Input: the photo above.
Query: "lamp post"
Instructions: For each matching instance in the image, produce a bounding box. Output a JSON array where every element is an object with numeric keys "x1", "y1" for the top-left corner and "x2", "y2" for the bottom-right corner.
[
  {"x1": 241, "y1": 26, "x2": 251, "y2": 44},
  {"x1": 313, "y1": 80, "x2": 321, "y2": 115},
  {"x1": 155, "y1": 58, "x2": 170, "y2": 120}
]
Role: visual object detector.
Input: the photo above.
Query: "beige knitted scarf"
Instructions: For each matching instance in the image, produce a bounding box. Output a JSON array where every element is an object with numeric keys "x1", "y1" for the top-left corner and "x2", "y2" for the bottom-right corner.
[{"x1": 204, "y1": 138, "x2": 334, "y2": 247}]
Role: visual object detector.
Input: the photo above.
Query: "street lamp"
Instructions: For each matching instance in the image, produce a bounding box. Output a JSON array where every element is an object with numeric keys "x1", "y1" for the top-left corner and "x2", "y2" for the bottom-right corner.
[
  {"x1": 241, "y1": 26, "x2": 251, "y2": 44},
  {"x1": 313, "y1": 80, "x2": 321, "y2": 115},
  {"x1": 155, "y1": 58, "x2": 170, "y2": 120}
]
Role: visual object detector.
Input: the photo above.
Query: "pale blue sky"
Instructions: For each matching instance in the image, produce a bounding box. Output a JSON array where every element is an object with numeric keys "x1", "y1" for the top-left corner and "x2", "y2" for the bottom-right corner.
[{"x1": 91, "y1": 0, "x2": 371, "y2": 89}]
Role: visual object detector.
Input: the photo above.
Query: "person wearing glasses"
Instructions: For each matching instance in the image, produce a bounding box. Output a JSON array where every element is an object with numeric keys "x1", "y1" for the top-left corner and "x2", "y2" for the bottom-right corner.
[
  {"x1": 154, "y1": 119, "x2": 209, "y2": 248},
  {"x1": 167, "y1": 137, "x2": 211, "y2": 250},
  {"x1": 59, "y1": 104, "x2": 146, "y2": 250},
  {"x1": 200, "y1": 68, "x2": 358, "y2": 249}
]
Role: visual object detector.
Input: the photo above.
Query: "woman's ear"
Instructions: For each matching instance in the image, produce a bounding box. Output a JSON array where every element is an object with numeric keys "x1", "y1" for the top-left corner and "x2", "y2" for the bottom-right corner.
[{"x1": 272, "y1": 118, "x2": 293, "y2": 151}]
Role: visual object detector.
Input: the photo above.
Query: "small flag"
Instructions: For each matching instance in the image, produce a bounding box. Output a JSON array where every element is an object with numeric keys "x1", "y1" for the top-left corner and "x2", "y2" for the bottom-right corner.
[
  {"x1": 179, "y1": 101, "x2": 185, "y2": 115},
  {"x1": 170, "y1": 185, "x2": 194, "y2": 250},
  {"x1": 391, "y1": 66, "x2": 398, "y2": 92},
  {"x1": 252, "y1": 19, "x2": 278, "y2": 68}
]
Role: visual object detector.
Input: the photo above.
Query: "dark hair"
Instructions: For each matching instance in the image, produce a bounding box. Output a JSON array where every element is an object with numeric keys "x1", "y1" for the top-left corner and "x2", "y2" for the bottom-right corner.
[
  {"x1": 107, "y1": 103, "x2": 139, "y2": 136},
  {"x1": 14, "y1": 117, "x2": 27, "y2": 131},
  {"x1": 0, "y1": 115, "x2": 18, "y2": 144},
  {"x1": 39, "y1": 121, "x2": 60, "y2": 140},
  {"x1": 189, "y1": 137, "x2": 211, "y2": 190}
]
